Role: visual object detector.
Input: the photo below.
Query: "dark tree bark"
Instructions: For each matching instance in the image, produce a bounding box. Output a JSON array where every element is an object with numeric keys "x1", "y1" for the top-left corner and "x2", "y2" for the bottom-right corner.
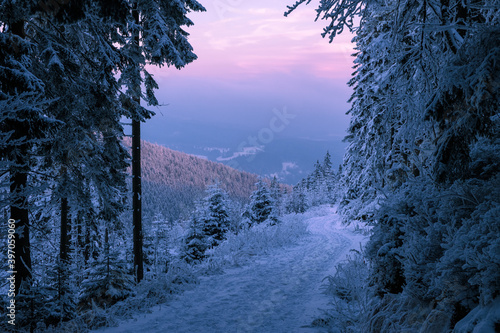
[
  {"x1": 60, "y1": 197, "x2": 70, "y2": 263},
  {"x1": 132, "y1": 116, "x2": 143, "y2": 282},
  {"x1": 10, "y1": 160, "x2": 31, "y2": 296},
  {"x1": 132, "y1": 7, "x2": 144, "y2": 283}
]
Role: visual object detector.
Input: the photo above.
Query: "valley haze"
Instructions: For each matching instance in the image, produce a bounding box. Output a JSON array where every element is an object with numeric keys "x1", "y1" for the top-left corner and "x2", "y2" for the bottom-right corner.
[{"x1": 141, "y1": 114, "x2": 347, "y2": 185}]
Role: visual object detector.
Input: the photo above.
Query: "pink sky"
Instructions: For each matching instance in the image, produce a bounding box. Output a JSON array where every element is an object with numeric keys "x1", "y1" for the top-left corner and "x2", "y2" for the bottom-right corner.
[
  {"x1": 153, "y1": 1, "x2": 354, "y2": 80},
  {"x1": 144, "y1": 1, "x2": 356, "y2": 142}
]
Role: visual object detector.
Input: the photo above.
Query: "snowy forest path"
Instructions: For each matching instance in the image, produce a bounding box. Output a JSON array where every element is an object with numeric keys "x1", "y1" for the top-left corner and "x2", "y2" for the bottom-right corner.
[{"x1": 96, "y1": 206, "x2": 364, "y2": 333}]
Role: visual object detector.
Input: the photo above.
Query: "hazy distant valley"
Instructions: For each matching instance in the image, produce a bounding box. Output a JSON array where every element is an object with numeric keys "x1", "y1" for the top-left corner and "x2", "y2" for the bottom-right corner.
[{"x1": 141, "y1": 116, "x2": 346, "y2": 184}]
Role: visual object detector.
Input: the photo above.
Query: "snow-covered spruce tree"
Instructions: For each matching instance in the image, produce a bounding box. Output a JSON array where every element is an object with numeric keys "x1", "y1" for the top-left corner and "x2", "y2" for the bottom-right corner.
[
  {"x1": 181, "y1": 211, "x2": 207, "y2": 264},
  {"x1": 334, "y1": 0, "x2": 397, "y2": 223},
  {"x1": 286, "y1": 180, "x2": 308, "y2": 214},
  {"x1": 1, "y1": 3, "x2": 118, "y2": 326},
  {"x1": 247, "y1": 179, "x2": 278, "y2": 225},
  {"x1": 25, "y1": 4, "x2": 134, "y2": 326},
  {"x1": 14, "y1": 278, "x2": 61, "y2": 330},
  {"x1": 142, "y1": 216, "x2": 170, "y2": 277},
  {"x1": 321, "y1": 151, "x2": 336, "y2": 200},
  {"x1": 269, "y1": 176, "x2": 284, "y2": 218},
  {"x1": 37, "y1": 3, "x2": 130, "y2": 301},
  {"x1": 78, "y1": 228, "x2": 134, "y2": 311},
  {"x1": 306, "y1": 153, "x2": 337, "y2": 206},
  {"x1": 288, "y1": 152, "x2": 337, "y2": 208},
  {"x1": 40, "y1": 259, "x2": 77, "y2": 328},
  {"x1": 322, "y1": 151, "x2": 333, "y2": 177},
  {"x1": 288, "y1": 0, "x2": 500, "y2": 330},
  {"x1": 0, "y1": 1, "x2": 55, "y2": 298},
  {"x1": 200, "y1": 183, "x2": 231, "y2": 248},
  {"x1": 224, "y1": 199, "x2": 246, "y2": 233},
  {"x1": 306, "y1": 160, "x2": 324, "y2": 206}
]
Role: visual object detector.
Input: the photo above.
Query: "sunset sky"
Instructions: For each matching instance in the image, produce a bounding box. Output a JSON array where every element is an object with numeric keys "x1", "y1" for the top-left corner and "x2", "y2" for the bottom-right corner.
[{"x1": 143, "y1": 0, "x2": 355, "y2": 146}]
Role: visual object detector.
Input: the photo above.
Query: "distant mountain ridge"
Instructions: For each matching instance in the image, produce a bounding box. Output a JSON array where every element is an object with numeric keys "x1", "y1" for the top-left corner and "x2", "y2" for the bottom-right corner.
[
  {"x1": 133, "y1": 138, "x2": 264, "y2": 198},
  {"x1": 122, "y1": 138, "x2": 286, "y2": 222}
]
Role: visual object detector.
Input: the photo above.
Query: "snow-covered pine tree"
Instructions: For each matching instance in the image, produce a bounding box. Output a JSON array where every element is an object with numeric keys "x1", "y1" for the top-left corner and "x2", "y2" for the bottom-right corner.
[
  {"x1": 321, "y1": 150, "x2": 336, "y2": 201},
  {"x1": 0, "y1": 1, "x2": 54, "y2": 296},
  {"x1": 200, "y1": 183, "x2": 231, "y2": 248},
  {"x1": 78, "y1": 228, "x2": 134, "y2": 310},
  {"x1": 307, "y1": 160, "x2": 325, "y2": 206},
  {"x1": 247, "y1": 179, "x2": 277, "y2": 225},
  {"x1": 269, "y1": 176, "x2": 283, "y2": 217},
  {"x1": 286, "y1": 180, "x2": 308, "y2": 214},
  {"x1": 181, "y1": 212, "x2": 207, "y2": 264},
  {"x1": 290, "y1": 152, "x2": 337, "y2": 208},
  {"x1": 288, "y1": 0, "x2": 500, "y2": 330}
]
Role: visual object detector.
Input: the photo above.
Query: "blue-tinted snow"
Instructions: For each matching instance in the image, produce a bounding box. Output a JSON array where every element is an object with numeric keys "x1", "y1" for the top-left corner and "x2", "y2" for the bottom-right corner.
[{"x1": 94, "y1": 206, "x2": 368, "y2": 333}]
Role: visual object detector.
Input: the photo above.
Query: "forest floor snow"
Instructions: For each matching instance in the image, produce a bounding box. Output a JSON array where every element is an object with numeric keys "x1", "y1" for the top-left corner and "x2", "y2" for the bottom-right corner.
[{"x1": 95, "y1": 205, "x2": 367, "y2": 333}]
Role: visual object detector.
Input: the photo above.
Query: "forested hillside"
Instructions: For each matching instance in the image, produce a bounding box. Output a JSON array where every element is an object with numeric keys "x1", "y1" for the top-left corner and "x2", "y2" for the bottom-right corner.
[
  {"x1": 129, "y1": 138, "x2": 265, "y2": 198},
  {"x1": 123, "y1": 138, "x2": 287, "y2": 222}
]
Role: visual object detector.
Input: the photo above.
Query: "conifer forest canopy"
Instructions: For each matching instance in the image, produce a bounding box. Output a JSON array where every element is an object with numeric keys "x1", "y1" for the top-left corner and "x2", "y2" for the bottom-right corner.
[{"x1": 0, "y1": 0, "x2": 499, "y2": 332}]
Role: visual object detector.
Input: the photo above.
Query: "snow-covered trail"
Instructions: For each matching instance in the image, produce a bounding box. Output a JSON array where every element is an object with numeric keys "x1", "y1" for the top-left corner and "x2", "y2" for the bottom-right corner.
[{"x1": 97, "y1": 207, "x2": 365, "y2": 333}]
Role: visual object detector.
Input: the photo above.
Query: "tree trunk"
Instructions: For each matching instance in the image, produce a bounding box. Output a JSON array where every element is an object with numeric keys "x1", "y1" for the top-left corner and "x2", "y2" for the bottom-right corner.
[
  {"x1": 132, "y1": 7, "x2": 144, "y2": 283},
  {"x1": 60, "y1": 197, "x2": 70, "y2": 263},
  {"x1": 105, "y1": 228, "x2": 110, "y2": 277},
  {"x1": 10, "y1": 165, "x2": 31, "y2": 296},
  {"x1": 132, "y1": 116, "x2": 143, "y2": 282},
  {"x1": 58, "y1": 197, "x2": 72, "y2": 320}
]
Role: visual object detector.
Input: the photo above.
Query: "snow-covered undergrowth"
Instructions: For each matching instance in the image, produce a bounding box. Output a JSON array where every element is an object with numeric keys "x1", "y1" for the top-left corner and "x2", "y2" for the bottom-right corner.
[
  {"x1": 317, "y1": 249, "x2": 371, "y2": 332},
  {"x1": 454, "y1": 298, "x2": 500, "y2": 333},
  {"x1": 55, "y1": 261, "x2": 200, "y2": 331},
  {"x1": 60, "y1": 212, "x2": 310, "y2": 332},
  {"x1": 313, "y1": 201, "x2": 500, "y2": 333},
  {"x1": 200, "y1": 213, "x2": 308, "y2": 272},
  {"x1": 316, "y1": 249, "x2": 500, "y2": 333}
]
